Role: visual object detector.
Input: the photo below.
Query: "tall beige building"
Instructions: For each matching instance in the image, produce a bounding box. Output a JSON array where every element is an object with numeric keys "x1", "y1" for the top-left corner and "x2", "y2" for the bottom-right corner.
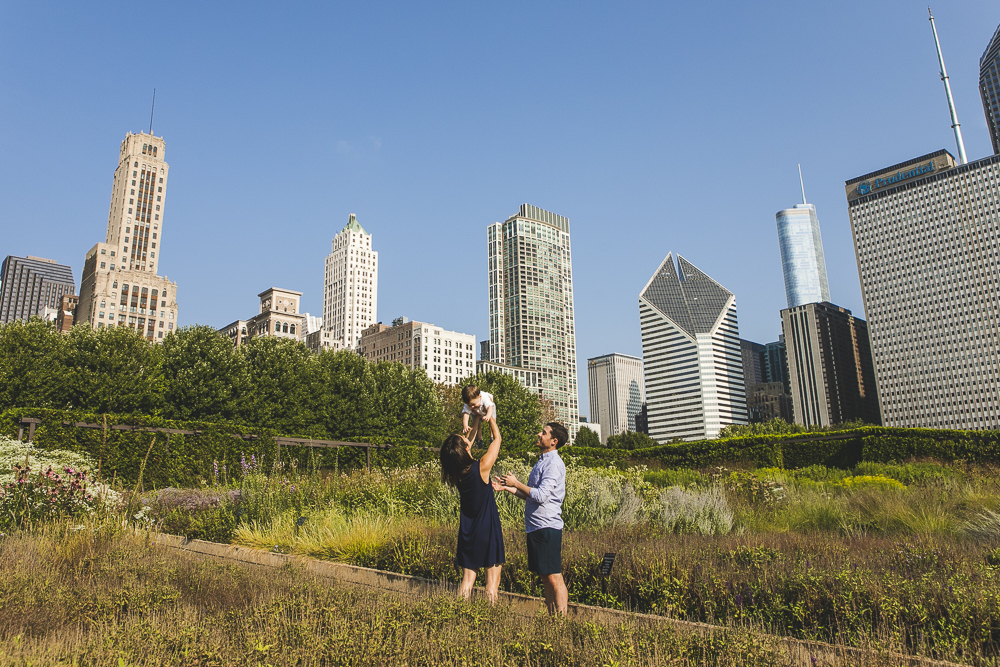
[
  {"x1": 77, "y1": 132, "x2": 179, "y2": 341},
  {"x1": 323, "y1": 214, "x2": 377, "y2": 350},
  {"x1": 587, "y1": 353, "x2": 644, "y2": 444},
  {"x1": 846, "y1": 150, "x2": 1000, "y2": 429}
]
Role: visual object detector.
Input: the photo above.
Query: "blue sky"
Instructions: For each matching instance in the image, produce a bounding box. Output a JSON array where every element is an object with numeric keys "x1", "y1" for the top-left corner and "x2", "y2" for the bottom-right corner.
[{"x1": 1, "y1": 2, "x2": 996, "y2": 417}]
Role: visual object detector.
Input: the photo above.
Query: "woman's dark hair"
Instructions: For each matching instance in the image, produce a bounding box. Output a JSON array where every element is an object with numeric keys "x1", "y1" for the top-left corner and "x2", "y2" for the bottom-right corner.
[
  {"x1": 440, "y1": 434, "x2": 474, "y2": 487},
  {"x1": 547, "y1": 422, "x2": 569, "y2": 449}
]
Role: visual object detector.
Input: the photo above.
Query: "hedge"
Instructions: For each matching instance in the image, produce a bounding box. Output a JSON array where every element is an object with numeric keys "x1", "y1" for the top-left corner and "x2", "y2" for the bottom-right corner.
[
  {"x1": 563, "y1": 426, "x2": 1000, "y2": 470},
  {"x1": 1, "y1": 408, "x2": 438, "y2": 488}
]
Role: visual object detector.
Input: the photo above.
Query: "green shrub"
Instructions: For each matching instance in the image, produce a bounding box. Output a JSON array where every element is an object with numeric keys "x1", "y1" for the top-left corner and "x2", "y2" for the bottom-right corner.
[
  {"x1": 832, "y1": 475, "x2": 906, "y2": 492},
  {"x1": 644, "y1": 468, "x2": 707, "y2": 488}
]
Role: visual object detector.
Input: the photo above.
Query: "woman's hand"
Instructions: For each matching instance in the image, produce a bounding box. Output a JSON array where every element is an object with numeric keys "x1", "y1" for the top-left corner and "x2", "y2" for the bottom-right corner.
[{"x1": 491, "y1": 476, "x2": 517, "y2": 494}]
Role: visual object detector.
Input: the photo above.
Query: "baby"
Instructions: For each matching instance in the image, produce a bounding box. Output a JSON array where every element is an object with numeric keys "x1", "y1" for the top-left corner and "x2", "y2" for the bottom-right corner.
[{"x1": 461, "y1": 385, "x2": 496, "y2": 446}]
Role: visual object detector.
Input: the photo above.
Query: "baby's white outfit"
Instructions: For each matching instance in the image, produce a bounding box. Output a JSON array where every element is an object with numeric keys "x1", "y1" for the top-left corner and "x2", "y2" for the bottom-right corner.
[{"x1": 462, "y1": 391, "x2": 496, "y2": 419}]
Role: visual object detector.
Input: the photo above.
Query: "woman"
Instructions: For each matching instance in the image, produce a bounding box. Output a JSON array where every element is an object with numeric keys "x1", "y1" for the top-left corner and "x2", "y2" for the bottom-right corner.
[{"x1": 439, "y1": 414, "x2": 504, "y2": 603}]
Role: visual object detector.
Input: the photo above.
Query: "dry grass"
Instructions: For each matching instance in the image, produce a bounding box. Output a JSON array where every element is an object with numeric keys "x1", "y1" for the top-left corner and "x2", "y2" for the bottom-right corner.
[{"x1": 0, "y1": 521, "x2": 942, "y2": 667}]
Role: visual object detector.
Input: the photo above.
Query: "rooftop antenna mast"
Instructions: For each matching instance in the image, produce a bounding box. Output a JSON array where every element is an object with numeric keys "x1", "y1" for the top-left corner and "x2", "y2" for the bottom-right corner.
[
  {"x1": 149, "y1": 89, "x2": 156, "y2": 135},
  {"x1": 928, "y1": 8, "x2": 968, "y2": 164},
  {"x1": 798, "y1": 164, "x2": 807, "y2": 204}
]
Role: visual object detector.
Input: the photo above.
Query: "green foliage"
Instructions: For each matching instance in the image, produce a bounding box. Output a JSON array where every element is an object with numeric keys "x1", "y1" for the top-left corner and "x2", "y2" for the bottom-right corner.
[
  {"x1": 236, "y1": 336, "x2": 315, "y2": 433},
  {"x1": 161, "y1": 325, "x2": 244, "y2": 422},
  {"x1": 62, "y1": 324, "x2": 165, "y2": 414},
  {"x1": 573, "y1": 426, "x2": 601, "y2": 448},
  {"x1": 606, "y1": 430, "x2": 659, "y2": 450},
  {"x1": 567, "y1": 425, "x2": 1000, "y2": 470},
  {"x1": 717, "y1": 418, "x2": 807, "y2": 439},
  {"x1": 0, "y1": 321, "x2": 446, "y2": 448},
  {"x1": 0, "y1": 318, "x2": 67, "y2": 412}
]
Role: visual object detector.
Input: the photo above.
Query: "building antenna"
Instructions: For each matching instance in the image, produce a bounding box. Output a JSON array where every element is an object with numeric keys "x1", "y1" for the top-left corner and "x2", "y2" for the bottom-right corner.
[
  {"x1": 149, "y1": 89, "x2": 156, "y2": 135},
  {"x1": 928, "y1": 8, "x2": 968, "y2": 164},
  {"x1": 798, "y1": 164, "x2": 807, "y2": 204}
]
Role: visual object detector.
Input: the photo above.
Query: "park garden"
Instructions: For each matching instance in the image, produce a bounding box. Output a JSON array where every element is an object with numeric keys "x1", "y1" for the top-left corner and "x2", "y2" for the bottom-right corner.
[{"x1": 3, "y1": 319, "x2": 1000, "y2": 665}]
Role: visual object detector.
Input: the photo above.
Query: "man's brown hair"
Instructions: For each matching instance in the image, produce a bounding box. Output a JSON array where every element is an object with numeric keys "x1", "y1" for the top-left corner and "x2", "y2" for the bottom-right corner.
[
  {"x1": 547, "y1": 422, "x2": 569, "y2": 449},
  {"x1": 461, "y1": 385, "x2": 481, "y2": 404}
]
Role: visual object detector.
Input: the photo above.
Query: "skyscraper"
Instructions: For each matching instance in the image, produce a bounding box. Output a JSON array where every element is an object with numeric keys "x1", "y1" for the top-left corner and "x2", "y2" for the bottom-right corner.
[
  {"x1": 846, "y1": 149, "x2": 1000, "y2": 430},
  {"x1": 587, "y1": 353, "x2": 645, "y2": 444},
  {"x1": 764, "y1": 337, "x2": 790, "y2": 394},
  {"x1": 487, "y1": 204, "x2": 579, "y2": 440},
  {"x1": 323, "y1": 213, "x2": 378, "y2": 350},
  {"x1": 776, "y1": 170, "x2": 831, "y2": 308},
  {"x1": 77, "y1": 132, "x2": 179, "y2": 341},
  {"x1": 639, "y1": 253, "x2": 746, "y2": 441},
  {"x1": 981, "y1": 22, "x2": 1000, "y2": 155},
  {"x1": 0, "y1": 255, "x2": 75, "y2": 324},
  {"x1": 781, "y1": 302, "x2": 881, "y2": 427}
]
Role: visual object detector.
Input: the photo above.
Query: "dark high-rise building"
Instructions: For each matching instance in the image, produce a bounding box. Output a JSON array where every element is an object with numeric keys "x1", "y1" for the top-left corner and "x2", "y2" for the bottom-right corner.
[
  {"x1": 634, "y1": 402, "x2": 648, "y2": 435},
  {"x1": 763, "y1": 337, "x2": 790, "y2": 394},
  {"x1": 981, "y1": 22, "x2": 1000, "y2": 155},
  {"x1": 742, "y1": 337, "x2": 793, "y2": 423},
  {"x1": 0, "y1": 255, "x2": 75, "y2": 325},
  {"x1": 748, "y1": 382, "x2": 793, "y2": 424},
  {"x1": 740, "y1": 339, "x2": 765, "y2": 387},
  {"x1": 781, "y1": 302, "x2": 881, "y2": 428},
  {"x1": 480, "y1": 339, "x2": 491, "y2": 361}
]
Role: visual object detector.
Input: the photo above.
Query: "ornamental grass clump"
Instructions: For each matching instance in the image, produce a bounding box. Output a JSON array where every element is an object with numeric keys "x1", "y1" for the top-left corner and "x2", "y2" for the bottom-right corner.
[{"x1": 653, "y1": 486, "x2": 734, "y2": 535}]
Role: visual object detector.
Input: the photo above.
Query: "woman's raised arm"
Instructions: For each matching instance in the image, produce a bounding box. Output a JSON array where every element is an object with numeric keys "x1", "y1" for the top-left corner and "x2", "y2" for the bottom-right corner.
[{"x1": 479, "y1": 416, "x2": 502, "y2": 483}]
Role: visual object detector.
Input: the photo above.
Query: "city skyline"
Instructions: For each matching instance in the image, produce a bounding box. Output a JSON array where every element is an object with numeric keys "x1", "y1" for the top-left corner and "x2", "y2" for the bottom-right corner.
[{"x1": 2, "y1": 3, "x2": 998, "y2": 415}]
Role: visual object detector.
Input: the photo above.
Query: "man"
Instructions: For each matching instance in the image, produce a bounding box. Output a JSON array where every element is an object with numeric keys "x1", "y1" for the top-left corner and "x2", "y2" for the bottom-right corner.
[{"x1": 493, "y1": 422, "x2": 568, "y2": 614}]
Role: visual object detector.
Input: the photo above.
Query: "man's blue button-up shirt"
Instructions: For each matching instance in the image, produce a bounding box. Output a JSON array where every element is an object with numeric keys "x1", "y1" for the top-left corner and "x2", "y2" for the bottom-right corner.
[{"x1": 525, "y1": 450, "x2": 565, "y2": 533}]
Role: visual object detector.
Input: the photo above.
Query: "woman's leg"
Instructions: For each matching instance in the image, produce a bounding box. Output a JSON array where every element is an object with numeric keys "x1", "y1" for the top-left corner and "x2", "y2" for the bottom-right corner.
[
  {"x1": 483, "y1": 564, "x2": 502, "y2": 605},
  {"x1": 458, "y1": 568, "x2": 478, "y2": 599}
]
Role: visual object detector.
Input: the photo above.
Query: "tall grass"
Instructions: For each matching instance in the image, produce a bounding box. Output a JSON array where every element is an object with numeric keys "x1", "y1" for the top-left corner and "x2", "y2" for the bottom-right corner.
[{"x1": 0, "y1": 522, "x2": 819, "y2": 667}]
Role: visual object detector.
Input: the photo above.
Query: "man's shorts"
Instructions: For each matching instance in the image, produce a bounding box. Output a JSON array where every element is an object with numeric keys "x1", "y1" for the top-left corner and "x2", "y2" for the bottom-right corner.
[{"x1": 526, "y1": 528, "x2": 562, "y2": 575}]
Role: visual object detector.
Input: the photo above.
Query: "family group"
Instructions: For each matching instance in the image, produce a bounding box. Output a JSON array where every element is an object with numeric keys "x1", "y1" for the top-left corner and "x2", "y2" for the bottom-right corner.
[{"x1": 439, "y1": 385, "x2": 569, "y2": 614}]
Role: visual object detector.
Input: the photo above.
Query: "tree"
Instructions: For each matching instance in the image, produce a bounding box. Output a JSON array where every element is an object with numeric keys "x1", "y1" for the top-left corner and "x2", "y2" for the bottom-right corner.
[
  {"x1": 454, "y1": 372, "x2": 543, "y2": 453},
  {"x1": 62, "y1": 324, "x2": 164, "y2": 414},
  {"x1": 573, "y1": 427, "x2": 601, "y2": 448},
  {"x1": 0, "y1": 318, "x2": 67, "y2": 413},
  {"x1": 311, "y1": 349, "x2": 376, "y2": 439},
  {"x1": 161, "y1": 325, "x2": 244, "y2": 422},
  {"x1": 716, "y1": 418, "x2": 806, "y2": 439},
  {"x1": 235, "y1": 336, "x2": 314, "y2": 433},
  {"x1": 606, "y1": 430, "x2": 658, "y2": 450},
  {"x1": 369, "y1": 361, "x2": 444, "y2": 445}
]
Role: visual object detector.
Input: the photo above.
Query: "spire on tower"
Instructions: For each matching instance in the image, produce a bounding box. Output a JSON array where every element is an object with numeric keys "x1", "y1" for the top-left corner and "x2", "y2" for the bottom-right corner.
[
  {"x1": 798, "y1": 164, "x2": 807, "y2": 204},
  {"x1": 928, "y1": 8, "x2": 968, "y2": 164}
]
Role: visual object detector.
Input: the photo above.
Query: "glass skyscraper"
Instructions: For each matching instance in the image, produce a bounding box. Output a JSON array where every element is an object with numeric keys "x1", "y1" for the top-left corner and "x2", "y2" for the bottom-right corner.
[
  {"x1": 487, "y1": 204, "x2": 579, "y2": 440},
  {"x1": 776, "y1": 202, "x2": 831, "y2": 308},
  {"x1": 981, "y1": 22, "x2": 1000, "y2": 155}
]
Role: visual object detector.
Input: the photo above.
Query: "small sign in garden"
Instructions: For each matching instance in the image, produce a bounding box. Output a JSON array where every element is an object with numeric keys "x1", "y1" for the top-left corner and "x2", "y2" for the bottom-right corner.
[{"x1": 600, "y1": 553, "x2": 616, "y2": 576}]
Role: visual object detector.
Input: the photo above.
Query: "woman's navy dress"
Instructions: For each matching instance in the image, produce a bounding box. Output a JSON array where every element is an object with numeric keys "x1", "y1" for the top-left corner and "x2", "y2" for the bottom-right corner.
[{"x1": 454, "y1": 460, "x2": 505, "y2": 569}]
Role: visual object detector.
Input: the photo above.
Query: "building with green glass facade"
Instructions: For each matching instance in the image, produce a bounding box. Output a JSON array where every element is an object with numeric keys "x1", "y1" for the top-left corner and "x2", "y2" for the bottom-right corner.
[{"x1": 486, "y1": 204, "x2": 579, "y2": 441}]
